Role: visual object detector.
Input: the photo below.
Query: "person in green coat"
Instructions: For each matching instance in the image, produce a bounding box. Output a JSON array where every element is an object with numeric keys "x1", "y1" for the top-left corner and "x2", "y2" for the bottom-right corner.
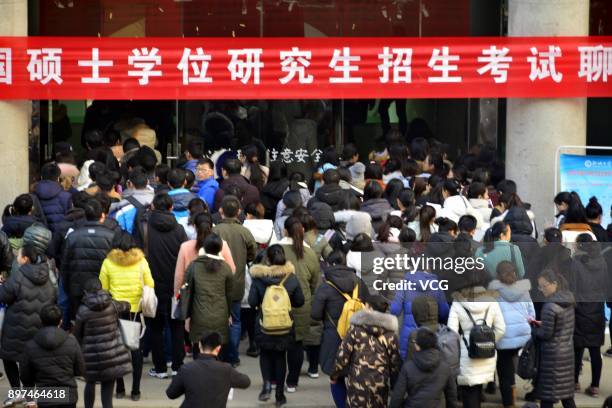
[
  {"x1": 276, "y1": 216, "x2": 321, "y2": 392},
  {"x1": 185, "y1": 233, "x2": 234, "y2": 359},
  {"x1": 475, "y1": 221, "x2": 526, "y2": 279},
  {"x1": 212, "y1": 195, "x2": 257, "y2": 366}
]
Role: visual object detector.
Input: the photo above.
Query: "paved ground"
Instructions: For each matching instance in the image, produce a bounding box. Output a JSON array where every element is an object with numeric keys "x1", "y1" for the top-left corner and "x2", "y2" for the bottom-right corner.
[{"x1": 0, "y1": 337, "x2": 610, "y2": 407}]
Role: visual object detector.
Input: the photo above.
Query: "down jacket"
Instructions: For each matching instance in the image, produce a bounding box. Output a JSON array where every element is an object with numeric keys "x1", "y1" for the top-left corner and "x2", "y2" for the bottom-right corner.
[
  {"x1": 248, "y1": 262, "x2": 305, "y2": 351},
  {"x1": 390, "y1": 271, "x2": 450, "y2": 359},
  {"x1": 533, "y1": 290, "x2": 576, "y2": 402},
  {"x1": 488, "y1": 279, "x2": 535, "y2": 350},
  {"x1": 61, "y1": 221, "x2": 116, "y2": 299},
  {"x1": 33, "y1": 180, "x2": 72, "y2": 232},
  {"x1": 0, "y1": 261, "x2": 57, "y2": 361},
  {"x1": 74, "y1": 290, "x2": 132, "y2": 382},
  {"x1": 99, "y1": 248, "x2": 155, "y2": 313},
  {"x1": 361, "y1": 198, "x2": 393, "y2": 235},
  {"x1": 331, "y1": 310, "x2": 401, "y2": 408},
  {"x1": 447, "y1": 287, "x2": 506, "y2": 386},
  {"x1": 311, "y1": 264, "x2": 369, "y2": 375},
  {"x1": 21, "y1": 326, "x2": 85, "y2": 406}
]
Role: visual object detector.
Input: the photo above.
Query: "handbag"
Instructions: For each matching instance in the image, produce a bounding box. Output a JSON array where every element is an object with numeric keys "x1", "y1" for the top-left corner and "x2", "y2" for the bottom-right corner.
[
  {"x1": 0, "y1": 305, "x2": 5, "y2": 340},
  {"x1": 139, "y1": 263, "x2": 158, "y2": 318},
  {"x1": 172, "y1": 266, "x2": 194, "y2": 321},
  {"x1": 114, "y1": 303, "x2": 145, "y2": 351}
]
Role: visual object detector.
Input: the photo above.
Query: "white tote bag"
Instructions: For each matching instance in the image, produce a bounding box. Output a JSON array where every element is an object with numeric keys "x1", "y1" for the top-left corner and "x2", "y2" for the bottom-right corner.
[{"x1": 139, "y1": 264, "x2": 158, "y2": 318}]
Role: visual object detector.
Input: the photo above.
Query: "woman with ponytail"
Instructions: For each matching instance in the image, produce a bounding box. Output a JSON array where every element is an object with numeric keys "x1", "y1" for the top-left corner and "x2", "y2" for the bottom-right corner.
[
  {"x1": 475, "y1": 221, "x2": 526, "y2": 280},
  {"x1": 585, "y1": 196, "x2": 608, "y2": 242},
  {"x1": 240, "y1": 144, "x2": 269, "y2": 191},
  {"x1": 1, "y1": 194, "x2": 36, "y2": 244},
  {"x1": 413, "y1": 205, "x2": 437, "y2": 242},
  {"x1": 559, "y1": 192, "x2": 596, "y2": 243},
  {"x1": 275, "y1": 216, "x2": 321, "y2": 393}
]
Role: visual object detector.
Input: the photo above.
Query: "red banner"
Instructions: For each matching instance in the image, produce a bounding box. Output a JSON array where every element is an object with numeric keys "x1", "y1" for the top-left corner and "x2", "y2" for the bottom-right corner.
[{"x1": 0, "y1": 36, "x2": 611, "y2": 100}]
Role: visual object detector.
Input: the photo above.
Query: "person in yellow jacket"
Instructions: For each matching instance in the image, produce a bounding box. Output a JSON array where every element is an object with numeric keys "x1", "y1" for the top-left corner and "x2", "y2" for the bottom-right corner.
[{"x1": 99, "y1": 232, "x2": 154, "y2": 401}]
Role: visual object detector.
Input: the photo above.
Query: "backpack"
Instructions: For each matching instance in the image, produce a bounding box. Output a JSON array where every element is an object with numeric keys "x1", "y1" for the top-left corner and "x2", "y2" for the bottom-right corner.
[
  {"x1": 126, "y1": 196, "x2": 152, "y2": 255},
  {"x1": 327, "y1": 282, "x2": 364, "y2": 339},
  {"x1": 517, "y1": 336, "x2": 538, "y2": 380},
  {"x1": 460, "y1": 305, "x2": 496, "y2": 359},
  {"x1": 260, "y1": 272, "x2": 293, "y2": 335},
  {"x1": 437, "y1": 324, "x2": 461, "y2": 376}
]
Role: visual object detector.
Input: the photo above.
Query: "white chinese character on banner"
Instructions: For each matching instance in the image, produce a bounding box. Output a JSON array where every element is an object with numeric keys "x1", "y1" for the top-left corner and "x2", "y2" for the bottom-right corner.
[
  {"x1": 329, "y1": 47, "x2": 362, "y2": 83},
  {"x1": 527, "y1": 46, "x2": 563, "y2": 83},
  {"x1": 78, "y1": 48, "x2": 113, "y2": 84},
  {"x1": 427, "y1": 47, "x2": 461, "y2": 83},
  {"x1": 270, "y1": 149, "x2": 279, "y2": 162},
  {"x1": 294, "y1": 148, "x2": 308, "y2": 163},
  {"x1": 378, "y1": 47, "x2": 412, "y2": 83},
  {"x1": 177, "y1": 47, "x2": 213, "y2": 85},
  {"x1": 279, "y1": 47, "x2": 313, "y2": 84},
  {"x1": 477, "y1": 46, "x2": 512, "y2": 83},
  {"x1": 228, "y1": 49, "x2": 264, "y2": 85},
  {"x1": 0, "y1": 48, "x2": 12, "y2": 85},
  {"x1": 578, "y1": 45, "x2": 612, "y2": 83},
  {"x1": 128, "y1": 47, "x2": 162, "y2": 85},
  {"x1": 281, "y1": 148, "x2": 293, "y2": 164},
  {"x1": 27, "y1": 48, "x2": 63, "y2": 85},
  {"x1": 311, "y1": 149, "x2": 322, "y2": 163}
]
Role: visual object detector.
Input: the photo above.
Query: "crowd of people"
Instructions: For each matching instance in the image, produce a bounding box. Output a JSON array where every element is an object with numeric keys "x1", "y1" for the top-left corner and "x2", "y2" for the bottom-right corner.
[{"x1": 0, "y1": 116, "x2": 610, "y2": 408}]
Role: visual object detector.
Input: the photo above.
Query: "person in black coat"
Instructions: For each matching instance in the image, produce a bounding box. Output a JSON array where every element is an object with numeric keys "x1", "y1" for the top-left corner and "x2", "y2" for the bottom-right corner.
[
  {"x1": 60, "y1": 198, "x2": 116, "y2": 320},
  {"x1": 1, "y1": 193, "x2": 36, "y2": 241},
  {"x1": 145, "y1": 193, "x2": 188, "y2": 378},
  {"x1": 531, "y1": 270, "x2": 576, "y2": 408},
  {"x1": 21, "y1": 304, "x2": 85, "y2": 408},
  {"x1": 213, "y1": 158, "x2": 260, "y2": 212},
  {"x1": 166, "y1": 331, "x2": 251, "y2": 408},
  {"x1": 74, "y1": 279, "x2": 132, "y2": 408},
  {"x1": 389, "y1": 327, "x2": 457, "y2": 408},
  {"x1": 572, "y1": 235, "x2": 608, "y2": 397},
  {"x1": 0, "y1": 245, "x2": 57, "y2": 388},
  {"x1": 249, "y1": 245, "x2": 304, "y2": 406},
  {"x1": 0, "y1": 230, "x2": 14, "y2": 275}
]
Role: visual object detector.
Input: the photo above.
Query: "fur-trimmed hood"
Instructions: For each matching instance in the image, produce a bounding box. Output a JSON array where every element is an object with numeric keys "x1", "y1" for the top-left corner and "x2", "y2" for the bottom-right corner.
[
  {"x1": 451, "y1": 286, "x2": 499, "y2": 314},
  {"x1": 250, "y1": 262, "x2": 295, "y2": 279},
  {"x1": 349, "y1": 309, "x2": 398, "y2": 333},
  {"x1": 107, "y1": 248, "x2": 145, "y2": 267}
]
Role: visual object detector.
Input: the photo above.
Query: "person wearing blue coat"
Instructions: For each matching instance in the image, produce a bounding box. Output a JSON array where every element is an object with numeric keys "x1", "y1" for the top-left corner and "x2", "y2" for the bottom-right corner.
[
  {"x1": 33, "y1": 163, "x2": 72, "y2": 233},
  {"x1": 390, "y1": 270, "x2": 450, "y2": 360},
  {"x1": 488, "y1": 260, "x2": 535, "y2": 408}
]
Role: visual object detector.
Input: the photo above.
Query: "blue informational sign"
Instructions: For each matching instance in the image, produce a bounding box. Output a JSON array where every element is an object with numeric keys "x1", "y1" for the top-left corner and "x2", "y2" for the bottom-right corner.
[{"x1": 559, "y1": 153, "x2": 612, "y2": 228}]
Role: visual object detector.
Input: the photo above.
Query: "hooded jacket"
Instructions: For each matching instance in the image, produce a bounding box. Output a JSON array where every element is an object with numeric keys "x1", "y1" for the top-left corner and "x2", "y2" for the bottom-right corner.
[
  {"x1": 488, "y1": 279, "x2": 535, "y2": 349},
  {"x1": 48, "y1": 207, "x2": 86, "y2": 264},
  {"x1": 248, "y1": 262, "x2": 305, "y2": 351},
  {"x1": 261, "y1": 179, "x2": 290, "y2": 219},
  {"x1": 33, "y1": 180, "x2": 72, "y2": 232},
  {"x1": 168, "y1": 188, "x2": 198, "y2": 223},
  {"x1": 2, "y1": 214, "x2": 36, "y2": 239},
  {"x1": 111, "y1": 188, "x2": 155, "y2": 234},
  {"x1": 213, "y1": 175, "x2": 260, "y2": 212},
  {"x1": 185, "y1": 254, "x2": 233, "y2": 344},
  {"x1": 332, "y1": 310, "x2": 401, "y2": 408},
  {"x1": 0, "y1": 262, "x2": 57, "y2": 361},
  {"x1": 99, "y1": 248, "x2": 155, "y2": 313},
  {"x1": 361, "y1": 198, "x2": 394, "y2": 235},
  {"x1": 534, "y1": 290, "x2": 575, "y2": 402},
  {"x1": 309, "y1": 183, "x2": 351, "y2": 212},
  {"x1": 389, "y1": 347, "x2": 458, "y2": 408},
  {"x1": 311, "y1": 265, "x2": 369, "y2": 375},
  {"x1": 469, "y1": 198, "x2": 493, "y2": 223},
  {"x1": 61, "y1": 221, "x2": 116, "y2": 299},
  {"x1": 390, "y1": 271, "x2": 450, "y2": 359},
  {"x1": 195, "y1": 177, "x2": 219, "y2": 211},
  {"x1": 505, "y1": 206, "x2": 538, "y2": 264},
  {"x1": 146, "y1": 210, "x2": 188, "y2": 308},
  {"x1": 447, "y1": 287, "x2": 506, "y2": 386},
  {"x1": 21, "y1": 326, "x2": 85, "y2": 406},
  {"x1": 74, "y1": 290, "x2": 132, "y2": 382},
  {"x1": 405, "y1": 295, "x2": 439, "y2": 360},
  {"x1": 526, "y1": 244, "x2": 573, "y2": 304},
  {"x1": 442, "y1": 195, "x2": 484, "y2": 229},
  {"x1": 572, "y1": 251, "x2": 608, "y2": 348}
]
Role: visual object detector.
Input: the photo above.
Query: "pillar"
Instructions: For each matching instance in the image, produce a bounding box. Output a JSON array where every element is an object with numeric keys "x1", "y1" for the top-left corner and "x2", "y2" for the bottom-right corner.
[
  {"x1": 0, "y1": 0, "x2": 29, "y2": 212},
  {"x1": 506, "y1": 0, "x2": 589, "y2": 228}
]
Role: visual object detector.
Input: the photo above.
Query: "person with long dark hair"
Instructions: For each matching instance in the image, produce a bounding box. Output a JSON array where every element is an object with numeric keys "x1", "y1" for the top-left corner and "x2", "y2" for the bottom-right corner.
[
  {"x1": 475, "y1": 221, "x2": 526, "y2": 279},
  {"x1": 276, "y1": 216, "x2": 321, "y2": 394},
  {"x1": 560, "y1": 192, "x2": 596, "y2": 243},
  {"x1": 249, "y1": 245, "x2": 304, "y2": 406},
  {"x1": 1, "y1": 194, "x2": 36, "y2": 242},
  {"x1": 554, "y1": 192, "x2": 572, "y2": 228},
  {"x1": 391, "y1": 188, "x2": 418, "y2": 224},
  {"x1": 240, "y1": 144, "x2": 269, "y2": 191}
]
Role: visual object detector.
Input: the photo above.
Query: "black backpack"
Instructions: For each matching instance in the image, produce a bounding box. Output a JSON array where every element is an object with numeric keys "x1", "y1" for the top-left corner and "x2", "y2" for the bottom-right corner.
[
  {"x1": 517, "y1": 336, "x2": 539, "y2": 380},
  {"x1": 126, "y1": 196, "x2": 152, "y2": 255},
  {"x1": 460, "y1": 305, "x2": 496, "y2": 359}
]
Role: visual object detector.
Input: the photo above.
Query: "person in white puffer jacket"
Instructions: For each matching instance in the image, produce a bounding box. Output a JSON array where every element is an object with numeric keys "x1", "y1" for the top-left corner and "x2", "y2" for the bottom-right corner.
[{"x1": 447, "y1": 281, "x2": 506, "y2": 408}]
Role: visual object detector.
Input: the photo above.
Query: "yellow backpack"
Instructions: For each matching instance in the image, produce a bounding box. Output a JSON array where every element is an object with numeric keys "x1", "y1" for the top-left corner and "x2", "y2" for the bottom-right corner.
[
  {"x1": 260, "y1": 273, "x2": 293, "y2": 335},
  {"x1": 327, "y1": 282, "x2": 364, "y2": 338}
]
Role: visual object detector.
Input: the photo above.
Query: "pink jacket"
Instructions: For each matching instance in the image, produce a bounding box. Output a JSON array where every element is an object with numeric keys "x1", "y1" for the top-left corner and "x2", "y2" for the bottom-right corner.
[{"x1": 174, "y1": 239, "x2": 236, "y2": 295}]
